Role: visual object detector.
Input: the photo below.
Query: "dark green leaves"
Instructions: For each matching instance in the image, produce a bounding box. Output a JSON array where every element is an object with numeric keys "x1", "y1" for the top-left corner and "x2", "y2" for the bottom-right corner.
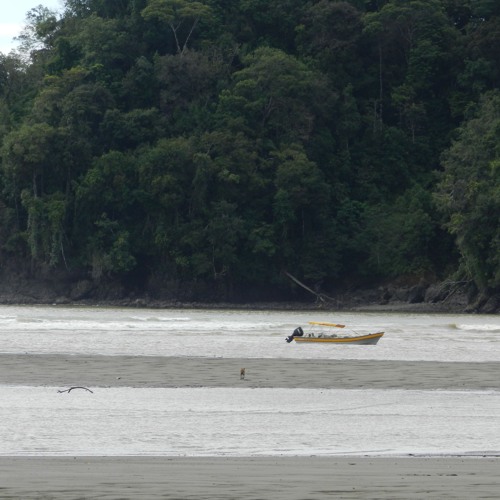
[{"x1": 435, "y1": 91, "x2": 500, "y2": 290}]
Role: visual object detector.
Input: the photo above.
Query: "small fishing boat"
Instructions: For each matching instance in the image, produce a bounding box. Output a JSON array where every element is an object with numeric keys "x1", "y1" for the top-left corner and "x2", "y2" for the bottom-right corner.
[
  {"x1": 291, "y1": 331, "x2": 384, "y2": 344},
  {"x1": 285, "y1": 322, "x2": 384, "y2": 345}
]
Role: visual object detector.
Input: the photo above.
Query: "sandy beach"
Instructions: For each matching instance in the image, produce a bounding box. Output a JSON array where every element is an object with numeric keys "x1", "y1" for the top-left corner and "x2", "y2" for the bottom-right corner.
[
  {"x1": 1, "y1": 354, "x2": 499, "y2": 391},
  {"x1": 0, "y1": 456, "x2": 499, "y2": 499},
  {"x1": 1, "y1": 354, "x2": 500, "y2": 498}
]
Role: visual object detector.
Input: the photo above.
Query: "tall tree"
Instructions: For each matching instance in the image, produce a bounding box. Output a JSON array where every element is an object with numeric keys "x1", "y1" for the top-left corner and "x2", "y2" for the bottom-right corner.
[
  {"x1": 141, "y1": 0, "x2": 213, "y2": 55},
  {"x1": 15, "y1": 5, "x2": 59, "y2": 57},
  {"x1": 363, "y1": 0, "x2": 459, "y2": 141},
  {"x1": 435, "y1": 91, "x2": 500, "y2": 292},
  {"x1": 217, "y1": 46, "x2": 335, "y2": 145}
]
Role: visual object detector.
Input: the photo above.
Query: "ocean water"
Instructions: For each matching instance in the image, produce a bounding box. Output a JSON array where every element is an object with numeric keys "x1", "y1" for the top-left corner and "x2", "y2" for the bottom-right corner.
[
  {"x1": 0, "y1": 305, "x2": 499, "y2": 361},
  {"x1": 2, "y1": 387, "x2": 499, "y2": 457},
  {"x1": 1, "y1": 305, "x2": 499, "y2": 457}
]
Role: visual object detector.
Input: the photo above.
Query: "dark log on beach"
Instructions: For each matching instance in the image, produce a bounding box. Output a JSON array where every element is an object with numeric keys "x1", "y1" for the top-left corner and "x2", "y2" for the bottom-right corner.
[{"x1": 57, "y1": 386, "x2": 93, "y2": 394}]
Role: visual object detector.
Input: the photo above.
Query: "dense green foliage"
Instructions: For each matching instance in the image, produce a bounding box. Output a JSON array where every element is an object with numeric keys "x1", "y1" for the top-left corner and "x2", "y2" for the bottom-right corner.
[{"x1": 0, "y1": 0, "x2": 499, "y2": 300}]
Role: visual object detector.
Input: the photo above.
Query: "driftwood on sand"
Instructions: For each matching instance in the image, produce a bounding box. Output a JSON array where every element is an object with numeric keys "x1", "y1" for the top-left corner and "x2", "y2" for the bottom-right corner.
[{"x1": 57, "y1": 386, "x2": 93, "y2": 394}]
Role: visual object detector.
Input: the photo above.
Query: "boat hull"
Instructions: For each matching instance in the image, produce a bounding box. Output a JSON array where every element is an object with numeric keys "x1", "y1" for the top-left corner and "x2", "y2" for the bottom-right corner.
[{"x1": 293, "y1": 332, "x2": 384, "y2": 345}]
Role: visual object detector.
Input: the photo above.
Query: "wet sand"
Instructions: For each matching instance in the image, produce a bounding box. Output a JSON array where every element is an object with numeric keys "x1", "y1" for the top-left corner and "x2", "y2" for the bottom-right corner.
[
  {"x1": 1, "y1": 354, "x2": 499, "y2": 390},
  {"x1": 1, "y1": 355, "x2": 499, "y2": 498},
  {"x1": 1, "y1": 456, "x2": 499, "y2": 499}
]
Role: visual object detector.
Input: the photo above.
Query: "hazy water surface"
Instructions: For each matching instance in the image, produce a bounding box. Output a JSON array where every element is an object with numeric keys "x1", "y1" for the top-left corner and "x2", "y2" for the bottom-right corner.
[
  {"x1": 1, "y1": 305, "x2": 499, "y2": 457},
  {"x1": 0, "y1": 305, "x2": 499, "y2": 361},
  {"x1": 2, "y1": 387, "x2": 499, "y2": 457}
]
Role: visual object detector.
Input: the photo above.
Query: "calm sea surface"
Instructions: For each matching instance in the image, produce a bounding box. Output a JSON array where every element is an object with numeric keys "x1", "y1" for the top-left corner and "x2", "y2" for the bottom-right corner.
[
  {"x1": 1, "y1": 305, "x2": 499, "y2": 457},
  {"x1": 1, "y1": 305, "x2": 499, "y2": 361}
]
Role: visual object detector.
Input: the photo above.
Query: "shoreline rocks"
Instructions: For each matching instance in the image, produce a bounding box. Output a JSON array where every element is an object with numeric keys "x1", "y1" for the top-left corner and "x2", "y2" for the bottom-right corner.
[{"x1": 0, "y1": 274, "x2": 497, "y2": 313}]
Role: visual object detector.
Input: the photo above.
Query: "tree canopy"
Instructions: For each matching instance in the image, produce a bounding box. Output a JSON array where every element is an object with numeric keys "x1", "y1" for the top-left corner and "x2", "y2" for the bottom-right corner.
[{"x1": 0, "y1": 0, "x2": 498, "y2": 302}]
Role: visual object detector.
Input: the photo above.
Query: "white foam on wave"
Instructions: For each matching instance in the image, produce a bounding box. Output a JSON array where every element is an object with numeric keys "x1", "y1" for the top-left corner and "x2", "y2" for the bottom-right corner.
[
  {"x1": 0, "y1": 315, "x2": 16, "y2": 320},
  {"x1": 454, "y1": 324, "x2": 500, "y2": 332},
  {"x1": 128, "y1": 316, "x2": 191, "y2": 322}
]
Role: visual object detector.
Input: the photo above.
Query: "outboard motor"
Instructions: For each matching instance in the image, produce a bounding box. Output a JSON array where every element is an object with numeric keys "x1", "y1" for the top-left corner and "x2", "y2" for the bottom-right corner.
[{"x1": 286, "y1": 326, "x2": 304, "y2": 343}]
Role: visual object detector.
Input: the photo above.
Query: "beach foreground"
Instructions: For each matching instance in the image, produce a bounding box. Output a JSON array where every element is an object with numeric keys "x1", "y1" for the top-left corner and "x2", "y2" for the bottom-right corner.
[
  {"x1": 1, "y1": 456, "x2": 499, "y2": 499},
  {"x1": 2, "y1": 354, "x2": 500, "y2": 498}
]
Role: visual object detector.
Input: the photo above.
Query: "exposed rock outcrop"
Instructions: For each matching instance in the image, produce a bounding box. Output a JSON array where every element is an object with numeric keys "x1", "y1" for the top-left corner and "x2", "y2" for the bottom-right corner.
[{"x1": 0, "y1": 269, "x2": 497, "y2": 313}]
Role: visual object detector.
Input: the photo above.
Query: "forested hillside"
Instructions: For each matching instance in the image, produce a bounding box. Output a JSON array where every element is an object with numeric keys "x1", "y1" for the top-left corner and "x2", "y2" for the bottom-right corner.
[{"x1": 0, "y1": 0, "x2": 499, "y2": 309}]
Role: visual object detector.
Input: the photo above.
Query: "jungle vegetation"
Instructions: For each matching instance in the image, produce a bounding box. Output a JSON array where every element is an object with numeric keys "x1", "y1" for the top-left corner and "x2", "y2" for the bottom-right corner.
[{"x1": 0, "y1": 0, "x2": 499, "y2": 302}]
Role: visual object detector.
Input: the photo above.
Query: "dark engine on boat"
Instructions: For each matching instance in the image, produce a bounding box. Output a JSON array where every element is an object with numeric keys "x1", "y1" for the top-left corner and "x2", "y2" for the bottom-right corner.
[{"x1": 286, "y1": 326, "x2": 304, "y2": 343}]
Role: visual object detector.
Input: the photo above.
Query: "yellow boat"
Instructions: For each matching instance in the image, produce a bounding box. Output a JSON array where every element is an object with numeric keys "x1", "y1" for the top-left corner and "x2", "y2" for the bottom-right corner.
[
  {"x1": 292, "y1": 332, "x2": 384, "y2": 344},
  {"x1": 285, "y1": 324, "x2": 384, "y2": 345}
]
